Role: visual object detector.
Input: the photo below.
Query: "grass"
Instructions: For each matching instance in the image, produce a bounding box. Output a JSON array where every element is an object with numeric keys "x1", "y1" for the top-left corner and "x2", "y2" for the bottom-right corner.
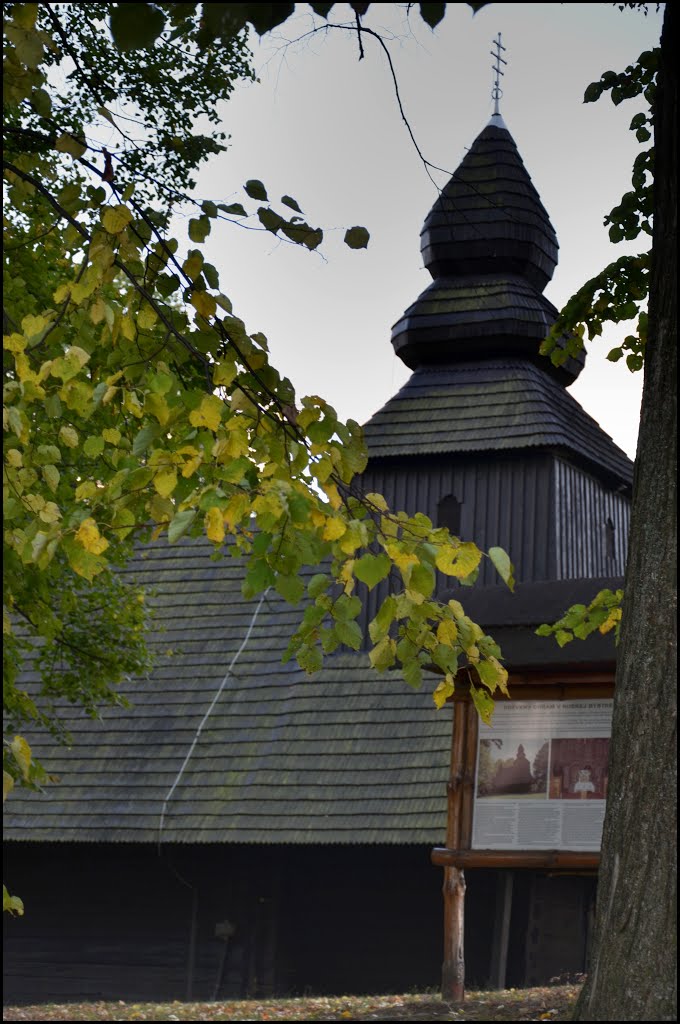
[{"x1": 2, "y1": 983, "x2": 582, "y2": 1021}]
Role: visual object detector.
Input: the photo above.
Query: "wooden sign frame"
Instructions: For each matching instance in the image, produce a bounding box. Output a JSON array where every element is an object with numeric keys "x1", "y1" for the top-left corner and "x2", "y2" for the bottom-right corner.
[{"x1": 432, "y1": 669, "x2": 615, "y2": 1002}]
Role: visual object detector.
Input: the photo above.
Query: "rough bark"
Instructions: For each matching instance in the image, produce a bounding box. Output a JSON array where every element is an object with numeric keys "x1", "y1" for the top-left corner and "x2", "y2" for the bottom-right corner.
[{"x1": 573, "y1": 6, "x2": 677, "y2": 1020}]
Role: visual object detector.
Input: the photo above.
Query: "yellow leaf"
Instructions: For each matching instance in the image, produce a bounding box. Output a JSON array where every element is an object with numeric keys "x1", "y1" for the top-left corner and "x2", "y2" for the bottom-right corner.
[
  {"x1": 436, "y1": 541, "x2": 482, "y2": 578},
  {"x1": 10, "y1": 736, "x2": 32, "y2": 780},
  {"x1": 137, "y1": 305, "x2": 158, "y2": 330},
  {"x1": 323, "y1": 517, "x2": 346, "y2": 541},
  {"x1": 102, "y1": 204, "x2": 133, "y2": 234},
  {"x1": 75, "y1": 481, "x2": 98, "y2": 501},
  {"x1": 38, "y1": 501, "x2": 61, "y2": 523},
  {"x1": 365, "y1": 492, "x2": 388, "y2": 511},
  {"x1": 433, "y1": 676, "x2": 455, "y2": 710},
  {"x1": 179, "y1": 447, "x2": 202, "y2": 478},
  {"x1": 24, "y1": 493, "x2": 46, "y2": 513},
  {"x1": 3, "y1": 771, "x2": 14, "y2": 802},
  {"x1": 90, "y1": 297, "x2": 106, "y2": 324},
  {"x1": 120, "y1": 315, "x2": 136, "y2": 341},
  {"x1": 3, "y1": 332, "x2": 27, "y2": 354},
  {"x1": 75, "y1": 517, "x2": 109, "y2": 555},
  {"x1": 322, "y1": 482, "x2": 342, "y2": 510},
  {"x1": 59, "y1": 425, "x2": 79, "y2": 448},
  {"x1": 191, "y1": 291, "x2": 217, "y2": 319},
  {"x1": 436, "y1": 619, "x2": 458, "y2": 646},
  {"x1": 123, "y1": 391, "x2": 144, "y2": 418},
  {"x1": 144, "y1": 393, "x2": 170, "y2": 427},
  {"x1": 385, "y1": 542, "x2": 419, "y2": 573},
  {"x1": 190, "y1": 394, "x2": 223, "y2": 432},
  {"x1": 599, "y1": 607, "x2": 622, "y2": 634},
  {"x1": 205, "y1": 506, "x2": 225, "y2": 544},
  {"x1": 6, "y1": 449, "x2": 23, "y2": 468},
  {"x1": 102, "y1": 427, "x2": 121, "y2": 445},
  {"x1": 21, "y1": 313, "x2": 48, "y2": 341},
  {"x1": 66, "y1": 345, "x2": 90, "y2": 368},
  {"x1": 213, "y1": 358, "x2": 237, "y2": 388},
  {"x1": 153, "y1": 468, "x2": 177, "y2": 498},
  {"x1": 183, "y1": 252, "x2": 204, "y2": 282},
  {"x1": 223, "y1": 492, "x2": 251, "y2": 532}
]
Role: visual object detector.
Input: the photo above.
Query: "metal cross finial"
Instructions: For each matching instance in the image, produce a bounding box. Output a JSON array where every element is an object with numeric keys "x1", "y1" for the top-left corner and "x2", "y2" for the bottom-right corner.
[{"x1": 491, "y1": 32, "x2": 507, "y2": 115}]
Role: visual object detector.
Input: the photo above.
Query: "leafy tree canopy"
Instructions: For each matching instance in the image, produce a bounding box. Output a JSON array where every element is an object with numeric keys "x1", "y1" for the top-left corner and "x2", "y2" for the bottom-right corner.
[{"x1": 3, "y1": 1, "x2": 515, "y2": 827}]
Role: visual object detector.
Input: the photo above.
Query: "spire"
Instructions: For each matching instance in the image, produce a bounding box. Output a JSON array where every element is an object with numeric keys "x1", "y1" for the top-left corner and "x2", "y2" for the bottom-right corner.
[{"x1": 491, "y1": 31, "x2": 506, "y2": 117}]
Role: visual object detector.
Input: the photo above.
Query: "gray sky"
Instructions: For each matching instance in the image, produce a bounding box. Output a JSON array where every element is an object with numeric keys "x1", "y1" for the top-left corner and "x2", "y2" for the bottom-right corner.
[{"x1": 193, "y1": 3, "x2": 664, "y2": 461}]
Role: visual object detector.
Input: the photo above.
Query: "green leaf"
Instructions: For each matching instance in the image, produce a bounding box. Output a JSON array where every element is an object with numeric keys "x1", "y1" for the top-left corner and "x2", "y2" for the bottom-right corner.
[
  {"x1": 308, "y1": 574, "x2": 329, "y2": 599},
  {"x1": 469, "y1": 683, "x2": 495, "y2": 725},
  {"x1": 167, "y1": 509, "x2": 197, "y2": 543},
  {"x1": 353, "y1": 552, "x2": 391, "y2": 590},
  {"x1": 488, "y1": 547, "x2": 515, "y2": 591},
  {"x1": 257, "y1": 207, "x2": 285, "y2": 234},
  {"x1": 402, "y1": 657, "x2": 422, "y2": 690},
  {"x1": 55, "y1": 133, "x2": 87, "y2": 159},
  {"x1": 132, "y1": 423, "x2": 161, "y2": 456},
  {"x1": 408, "y1": 562, "x2": 435, "y2": 599},
  {"x1": 244, "y1": 179, "x2": 268, "y2": 201},
  {"x1": 219, "y1": 202, "x2": 247, "y2": 217},
  {"x1": 369, "y1": 636, "x2": 396, "y2": 671},
  {"x1": 344, "y1": 226, "x2": 370, "y2": 250},
  {"x1": 419, "y1": 3, "x2": 446, "y2": 28},
  {"x1": 110, "y1": 4, "x2": 166, "y2": 51},
  {"x1": 335, "y1": 619, "x2": 362, "y2": 650},
  {"x1": 281, "y1": 195, "x2": 302, "y2": 213},
  {"x1": 275, "y1": 573, "x2": 305, "y2": 604},
  {"x1": 369, "y1": 595, "x2": 396, "y2": 643},
  {"x1": 244, "y1": 2, "x2": 295, "y2": 36},
  {"x1": 188, "y1": 216, "x2": 211, "y2": 243},
  {"x1": 83, "y1": 435, "x2": 105, "y2": 458},
  {"x1": 243, "y1": 558, "x2": 275, "y2": 598},
  {"x1": 298, "y1": 643, "x2": 323, "y2": 674}
]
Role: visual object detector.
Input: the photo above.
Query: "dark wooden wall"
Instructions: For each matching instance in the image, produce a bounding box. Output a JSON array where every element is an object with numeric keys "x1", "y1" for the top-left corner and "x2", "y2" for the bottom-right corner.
[
  {"x1": 356, "y1": 451, "x2": 630, "y2": 634},
  {"x1": 553, "y1": 458, "x2": 629, "y2": 579},
  {"x1": 4, "y1": 842, "x2": 595, "y2": 1005},
  {"x1": 3, "y1": 843, "x2": 444, "y2": 1004}
]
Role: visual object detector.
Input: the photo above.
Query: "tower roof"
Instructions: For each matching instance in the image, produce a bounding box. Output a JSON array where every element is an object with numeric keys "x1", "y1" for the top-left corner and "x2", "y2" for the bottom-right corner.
[
  {"x1": 392, "y1": 115, "x2": 584, "y2": 385},
  {"x1": 363, "y1": 359, "x2": 633, "y2": 488},
  {"x1": 420, "y1": 116, "x2": 558, "y2": 289}
]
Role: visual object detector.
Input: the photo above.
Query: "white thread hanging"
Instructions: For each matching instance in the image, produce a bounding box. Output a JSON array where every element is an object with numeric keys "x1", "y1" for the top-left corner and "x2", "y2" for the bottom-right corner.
[{"x1": 158, "y1": 587, "x2": 271, "y2": 845}]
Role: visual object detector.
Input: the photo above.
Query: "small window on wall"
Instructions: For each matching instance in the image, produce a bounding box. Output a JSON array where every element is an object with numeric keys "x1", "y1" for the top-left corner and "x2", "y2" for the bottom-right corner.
[
  {"x1": 438, "y1": 494, "x2": 462, "y2": 537},
  {"x1": 605, "y1": 517, "x2": 616, "y2": 561}
]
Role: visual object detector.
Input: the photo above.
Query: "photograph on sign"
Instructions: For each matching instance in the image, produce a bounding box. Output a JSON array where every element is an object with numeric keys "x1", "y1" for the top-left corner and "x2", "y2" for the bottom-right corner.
[{"x1": 477, "y1": 737, "x2": 549, "y2": 799}]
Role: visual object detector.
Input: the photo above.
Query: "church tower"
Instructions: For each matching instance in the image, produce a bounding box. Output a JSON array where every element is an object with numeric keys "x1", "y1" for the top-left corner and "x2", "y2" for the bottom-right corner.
[
  {"x1": 359, "y1": 66, "x2": 634, "y2": 991},
  {"x1": 361, "y1": 110, "x2": 632, "y2": 589}
]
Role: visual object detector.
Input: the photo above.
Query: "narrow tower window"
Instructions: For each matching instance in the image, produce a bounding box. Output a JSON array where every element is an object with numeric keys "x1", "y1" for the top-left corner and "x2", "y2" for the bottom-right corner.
[
  {"x1": 605, "y1": 517, "x2": 616, "y2": 562},
  {"x1": 438, "y1": 494, "x2": 462, "y2": 537}
]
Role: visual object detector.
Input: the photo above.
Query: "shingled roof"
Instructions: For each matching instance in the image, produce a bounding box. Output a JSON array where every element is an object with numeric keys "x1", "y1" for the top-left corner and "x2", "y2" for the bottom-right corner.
[
  {"x1": 4, "y1": 538, "x2": 452, "y2": 845},
  {"x1": 362, "y1": 358, "x2": 633, "y2": 487}
]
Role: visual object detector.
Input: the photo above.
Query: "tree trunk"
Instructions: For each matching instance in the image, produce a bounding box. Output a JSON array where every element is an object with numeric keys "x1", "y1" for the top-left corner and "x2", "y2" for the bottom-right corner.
[{"x1": 573, "y1": 6, "x2": 677, "y2": 1020}]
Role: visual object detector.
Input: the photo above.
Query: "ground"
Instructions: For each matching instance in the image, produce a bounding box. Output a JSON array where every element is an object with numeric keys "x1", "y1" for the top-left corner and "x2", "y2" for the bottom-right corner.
[{"x1": 2, "y1": 984, "x2": 581, "y2": 1021}]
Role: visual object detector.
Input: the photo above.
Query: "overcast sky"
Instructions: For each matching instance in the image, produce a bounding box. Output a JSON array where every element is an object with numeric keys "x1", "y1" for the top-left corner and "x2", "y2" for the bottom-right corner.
[{"x1": 193, "y1": 3, "x2": 664, "y2": 461}]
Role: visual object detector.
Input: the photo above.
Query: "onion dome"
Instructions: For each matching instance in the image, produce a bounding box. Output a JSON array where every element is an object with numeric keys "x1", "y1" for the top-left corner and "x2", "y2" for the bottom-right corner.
[
  {"x1": 392, "y1": 113, "x2": 584, "y2": 386},
  {"x1": 421, "y1": 114, "x2": 558, "y2": 288}
]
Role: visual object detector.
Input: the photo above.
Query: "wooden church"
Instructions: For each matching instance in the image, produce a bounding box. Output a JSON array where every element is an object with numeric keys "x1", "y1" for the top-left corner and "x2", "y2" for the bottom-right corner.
[{"x1": 3, "y1": 108, "x2": 632, "y2": 1005}]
